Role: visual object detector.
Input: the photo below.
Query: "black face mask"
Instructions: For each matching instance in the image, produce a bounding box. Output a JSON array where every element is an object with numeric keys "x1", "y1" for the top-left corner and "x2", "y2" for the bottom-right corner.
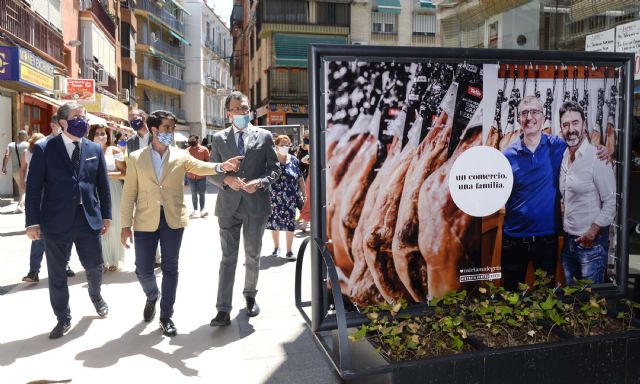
[
  {"x1": 188, "y1": 141, "x2": 197, "y2": 147},
  {"x1": 303, "y1": 138, "x2": 309, "y2": 145}
]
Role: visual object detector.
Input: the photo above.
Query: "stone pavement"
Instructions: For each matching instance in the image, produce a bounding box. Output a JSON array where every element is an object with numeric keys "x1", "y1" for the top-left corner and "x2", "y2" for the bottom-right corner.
[{"x1": 0, "y1": 187, "x2": 342, "y2": 384}]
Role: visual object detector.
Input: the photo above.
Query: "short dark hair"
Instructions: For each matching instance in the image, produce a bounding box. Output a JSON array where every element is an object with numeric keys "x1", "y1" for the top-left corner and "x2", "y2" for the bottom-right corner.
[
  {"x1": 189, "y1": 134, "x2": 198, "y2": 140},
  {"x1": 57, "y1": 101, "x2": 84, "y2": 121},
  {"x1": 224, "y1": 91, "x2": 248, "y2": 111},
  {"x1": 147, "y1": 110, "x2": 177, "y2": 131},
  {"x1": 129, "y1": 108, "x2": 148, "y2": 122},
  {"x1": 558, "y1": 100, "x2": 585, "y2": 122}
]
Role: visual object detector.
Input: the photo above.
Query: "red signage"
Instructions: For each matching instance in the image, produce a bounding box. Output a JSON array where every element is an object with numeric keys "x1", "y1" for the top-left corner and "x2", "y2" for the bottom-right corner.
[{"x1": 61, "y1": 78, "x2": 95, "y2": 102}]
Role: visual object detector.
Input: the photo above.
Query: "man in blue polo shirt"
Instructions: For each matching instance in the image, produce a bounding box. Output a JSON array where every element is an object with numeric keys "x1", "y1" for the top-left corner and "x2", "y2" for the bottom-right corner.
[{"x1": 501, "y1": 95, "x2": 566, "y2": 291}]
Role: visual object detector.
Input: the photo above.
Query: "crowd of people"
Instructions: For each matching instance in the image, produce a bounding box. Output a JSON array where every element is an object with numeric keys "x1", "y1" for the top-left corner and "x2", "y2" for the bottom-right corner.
[{"x1": 3, "y1": 91, "x2": 310, "y2": 339}]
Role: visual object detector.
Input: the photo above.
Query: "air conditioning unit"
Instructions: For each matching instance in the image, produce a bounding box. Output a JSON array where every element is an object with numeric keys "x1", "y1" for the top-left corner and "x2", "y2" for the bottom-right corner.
[
  {"x1": 119, "y1": 88, "x2": 130, "y2": 103},
  {"x1": 96, "y1": 68, "x2": 109, "y2": 86},
  {"x1": 53, "y1": 75, "x2": 67, "y2": 94}
]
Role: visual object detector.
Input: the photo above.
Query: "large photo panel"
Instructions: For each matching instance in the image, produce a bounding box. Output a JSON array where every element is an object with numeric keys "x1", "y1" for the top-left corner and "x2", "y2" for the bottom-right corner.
[{"x1": 317, "y1": 49, "x2": 630, "y2": 311}]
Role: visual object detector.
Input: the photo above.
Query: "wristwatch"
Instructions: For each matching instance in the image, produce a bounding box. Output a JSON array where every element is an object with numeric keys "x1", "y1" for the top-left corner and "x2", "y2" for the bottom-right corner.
[{"x1": 215, "y1": 163, "x2": 226, "y2": 174}]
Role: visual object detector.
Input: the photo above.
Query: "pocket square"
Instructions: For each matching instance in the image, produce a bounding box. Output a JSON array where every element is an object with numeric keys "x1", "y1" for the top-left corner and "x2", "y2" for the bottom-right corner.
[{"x1": 85, "y1": 156, "x2": 97, "y2": 161}]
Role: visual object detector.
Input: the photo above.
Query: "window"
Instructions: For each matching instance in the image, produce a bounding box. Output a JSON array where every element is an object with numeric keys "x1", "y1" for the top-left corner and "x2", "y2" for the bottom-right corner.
[
  {"x1": 372, "y1": 12, "x2": 397, "y2": 34},
  {"x1": 263, "y1": 0, "x2": 308, "y2": 24},
  {"x1": 316, "y1": 3, "x2": 349, "y2": 26},
  {"x1": 413, "y1": 14, "x2": 436, "y2": 36}
]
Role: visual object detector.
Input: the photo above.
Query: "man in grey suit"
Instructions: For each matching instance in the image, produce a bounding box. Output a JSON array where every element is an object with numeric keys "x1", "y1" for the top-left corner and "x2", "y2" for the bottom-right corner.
[
  {"x1": 126, "y1": 108, "x2": 150, "y2": 154},
  {"x1": 209, "y1": 91, "x2": 280, "y2": 326}
]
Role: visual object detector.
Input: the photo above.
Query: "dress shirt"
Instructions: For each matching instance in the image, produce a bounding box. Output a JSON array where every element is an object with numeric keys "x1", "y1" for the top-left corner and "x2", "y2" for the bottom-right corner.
[
  {"x1": 233, "y1": 125, "x2": 250, "y2": 150},
  {"x1": 151, "y1": 145, "x2": 169, "y2": 183},
  {"x1": 503, "y1": 133, "x2": 567, "y2": 237},
  {"x1": 560, "y1": 139, "x2": 616, "y2": 236},
  {"x1": 138, "y1": 132, "x2": 150, "y2": 148}
]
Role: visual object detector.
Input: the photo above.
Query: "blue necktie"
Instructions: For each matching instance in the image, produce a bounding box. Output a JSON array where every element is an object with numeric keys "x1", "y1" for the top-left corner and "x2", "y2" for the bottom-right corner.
[
  {"x1": 237, "y1": 131, "x2": 245, "y2": 156},
  {"x1": 72, "y1": 142, "x2": 80, "y2": 174}
]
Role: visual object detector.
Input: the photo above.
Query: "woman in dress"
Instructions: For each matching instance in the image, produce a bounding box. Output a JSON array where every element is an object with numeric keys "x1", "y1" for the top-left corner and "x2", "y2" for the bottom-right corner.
[
  {"x1": 88, "y1": 123, "x2": 126, "y2": 271},
  {"x1": 267, "y1": 135, "x2": 306, "y2": 260}
]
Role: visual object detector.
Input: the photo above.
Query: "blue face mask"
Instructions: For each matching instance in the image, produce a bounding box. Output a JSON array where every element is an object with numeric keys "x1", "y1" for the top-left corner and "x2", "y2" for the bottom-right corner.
[
  {"x1": 117, "y1": 140, "x2": 127, "y2": 147},
  {"x1": 233, "y1": 114, "x2": 250, "y2": 130},
  {"x1": 157, "y1": 132, "x2": 174, "y2": 147},
  {"x1": 66, "y1": 118, "x2": 89, "y2": 138},
  {"x1": 130, "y1": 119, "x2": 145, "y2": 131}
]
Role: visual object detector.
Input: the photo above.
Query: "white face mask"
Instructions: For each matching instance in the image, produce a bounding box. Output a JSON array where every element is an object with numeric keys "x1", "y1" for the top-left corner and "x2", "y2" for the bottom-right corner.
[{"x1": 277, "y1": 146, "x2": 289, "y2": 155}]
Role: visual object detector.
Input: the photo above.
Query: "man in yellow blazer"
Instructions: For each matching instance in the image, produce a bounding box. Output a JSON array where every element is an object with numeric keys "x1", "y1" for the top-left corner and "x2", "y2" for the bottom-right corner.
[{"x1": 120, "y1": 110, "x2": 242, "y2": 337}]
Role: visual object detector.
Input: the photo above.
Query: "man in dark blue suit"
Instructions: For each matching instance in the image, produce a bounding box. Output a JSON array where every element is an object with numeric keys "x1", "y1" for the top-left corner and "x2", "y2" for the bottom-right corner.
[{"x1": 25, "y1": 102, "x2": 112, "y2": 339}]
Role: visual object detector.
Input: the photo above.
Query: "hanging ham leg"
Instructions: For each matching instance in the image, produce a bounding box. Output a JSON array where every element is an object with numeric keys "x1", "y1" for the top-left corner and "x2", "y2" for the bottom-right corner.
[
  {"x1": 418, "y1": 108, "x2": 483, "y2": 298},
  {"x1": 606, "y1": 84, "x2": 617, "y2": 157}
]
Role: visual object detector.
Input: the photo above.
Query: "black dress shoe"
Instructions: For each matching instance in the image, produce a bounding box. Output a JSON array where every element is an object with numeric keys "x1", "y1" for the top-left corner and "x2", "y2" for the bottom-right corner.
[
  {"x1": 210, "y1": 311, "x2": 231, "y2": 326},
  {"x1": 49, "y1": 321, "x2": 71, "y2": 339},
  {"x1": 143, "y1": 296, "x2": 158, "y2": 322},
  {"x1": 245, "y1": 297, "x2": 260, "y2": 317},
  {"x1": 159, "y1": 318, "x2": 177, "y2": 337},
  {"x1": 92, "y1": 296, "x2": 109, "y2": 317}
]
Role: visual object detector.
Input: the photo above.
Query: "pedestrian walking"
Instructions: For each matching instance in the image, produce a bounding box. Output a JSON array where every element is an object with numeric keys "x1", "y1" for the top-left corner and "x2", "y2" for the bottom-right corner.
[
  {"x1": 186, "y1": 134, "x2": 210, "y2": 218},
  {"x1": 2, "y1": 130, "x2": 29, "y2": 212}
]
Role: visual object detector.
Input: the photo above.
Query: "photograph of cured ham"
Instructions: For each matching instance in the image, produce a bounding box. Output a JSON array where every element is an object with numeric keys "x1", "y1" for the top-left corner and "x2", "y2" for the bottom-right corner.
[
  {"x1": 480, "y1": 63, "x2": 621, "y2": 290},
  {"x1": 324, "y1": 60, "x2": 483, "y2": 307}
]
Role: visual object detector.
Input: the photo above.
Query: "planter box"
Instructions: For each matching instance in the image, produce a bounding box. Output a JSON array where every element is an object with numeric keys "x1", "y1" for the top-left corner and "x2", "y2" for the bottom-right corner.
[{"x1": 316, "y1": 319, "x2": 640, "y2": 384}]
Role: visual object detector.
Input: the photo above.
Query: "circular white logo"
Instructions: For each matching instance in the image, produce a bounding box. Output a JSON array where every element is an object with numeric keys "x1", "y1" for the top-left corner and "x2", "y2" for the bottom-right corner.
[{"x1": 448, "y1": 146, "x2": 513, "y2": 217}]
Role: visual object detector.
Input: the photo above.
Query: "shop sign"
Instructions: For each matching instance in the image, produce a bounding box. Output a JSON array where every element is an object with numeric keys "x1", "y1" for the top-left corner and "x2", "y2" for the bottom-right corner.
[
  {"x1": 0, "y1": 46, "x2": 54, "y2": 91},
  {"x1": 269, "y1": 103, "x2": 307, "y2": 114},
  {"x1": 615, "y1": 20, "x2": 640, "y2": 80},
  {"x1": 82, "y1": 93, "x2": 128, "y2": 120},
  {"x1": 268, "y1": 110, "x2": 286, "y2": 125},
  {"x1": 61, "y1": 78, "x2": 95, "y2": 102},
  {"x1": 585, "y1": 28, "x2": 615, "y2": 52}
]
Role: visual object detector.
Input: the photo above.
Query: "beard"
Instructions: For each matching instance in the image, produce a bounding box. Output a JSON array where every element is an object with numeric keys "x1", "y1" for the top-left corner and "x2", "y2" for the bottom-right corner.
[{"x1": 565, "y1": 132, "x2": 581, "y2": 147}]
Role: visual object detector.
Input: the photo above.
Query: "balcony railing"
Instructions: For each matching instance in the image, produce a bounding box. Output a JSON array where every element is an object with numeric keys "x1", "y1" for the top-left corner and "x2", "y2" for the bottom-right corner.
[
  {"x1": 137, "y1": 0, "x2": 185, "y2": 35},
  {"x1": 139, "y1": 67, "x2": 185, "y2": 91},
  {"x1": 412, "y1": 33, "x2": 437, "y2": 45},
  {"x1": 0, "y1": 0, "x2": 64, "y2": 64},
  {"x1": 141, "y1": 100, "x2": 185, "y2": 119},
  {"x1": 371, "y1": 32, "x2": 399, "y2": 42},
  {"x1": 80, "y1": 0, "x2": 116, "y2": 38},
  {"x1": 138, "y1": 32, "x2": 184, "y2": 59},
  {"x1": 269, "y1": 68, "x2": 308, "y2": 102},
  {"x1": 82, "y1": 60, "x2": 117, "y2": 95}
]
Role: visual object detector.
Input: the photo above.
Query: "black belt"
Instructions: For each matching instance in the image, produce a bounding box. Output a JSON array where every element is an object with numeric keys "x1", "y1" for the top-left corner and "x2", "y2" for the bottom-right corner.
[{"x1": 504, "y1": 234, "x2": 556, "y2": 244}]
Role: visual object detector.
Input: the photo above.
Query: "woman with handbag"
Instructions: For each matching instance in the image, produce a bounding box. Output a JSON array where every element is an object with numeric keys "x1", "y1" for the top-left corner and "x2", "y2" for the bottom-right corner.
[{"x1": 266, "y1": 135, "x2": 306, "y2": 260}]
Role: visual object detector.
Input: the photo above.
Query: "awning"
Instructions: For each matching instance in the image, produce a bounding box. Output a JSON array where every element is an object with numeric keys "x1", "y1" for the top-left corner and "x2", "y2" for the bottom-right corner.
[
  {"x1": 169, "y1": 30, "x2": 191, "y2": 46},
  {"x1": 419, "y1": 0, "x2": 436, "y2": 8},
  {"x1": 171, "y1": 0, "x2": 191, "y2": 16},
  {"x1": 87, "y1": 113, "x2": 107, "y2": 126},
  {"x1": 29, "y1": 93, "x2": 63, "y2": 107},
  {"x1": 274, "y1": 34, "x2": 347, "y2": 68},
  {"x1": 376, "y1": 0, "x2": 401, "y2": 14}
]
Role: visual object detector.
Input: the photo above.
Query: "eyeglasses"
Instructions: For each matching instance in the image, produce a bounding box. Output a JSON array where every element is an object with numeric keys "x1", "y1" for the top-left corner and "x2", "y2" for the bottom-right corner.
[
  {"x1": 228, "y1": 106, "x2": 250, "y2": 114},
  {"x1": 519, "y1": 110, "x2": 544, "y2": 119}
]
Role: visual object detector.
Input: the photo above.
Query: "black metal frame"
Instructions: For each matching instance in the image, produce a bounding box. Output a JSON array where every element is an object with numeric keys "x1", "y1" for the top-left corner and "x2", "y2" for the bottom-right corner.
[{"x1": 294, "y1": 44, "x2": 636, "y2": 380}]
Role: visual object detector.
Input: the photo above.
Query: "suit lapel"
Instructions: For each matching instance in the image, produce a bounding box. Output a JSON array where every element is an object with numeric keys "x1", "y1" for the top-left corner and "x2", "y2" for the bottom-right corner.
[
  {"x1": 245, "y1": 127, "x2": 259, "y2": 151},
  {"x1": 224, "y1": 127, "x2": 240, "y2": 155},
  {"x1": 79, "y1": 139, "x2": 91, "y2": 175}
]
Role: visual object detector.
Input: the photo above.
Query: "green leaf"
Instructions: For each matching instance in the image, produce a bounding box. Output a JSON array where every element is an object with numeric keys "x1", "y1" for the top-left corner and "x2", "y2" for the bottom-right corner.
[
  {"x1": 349, "y1": 325, "x2": 367, "y2": 341},
  {"x1": 540, "y1": 295, "x2": 556, "y2": 310}
]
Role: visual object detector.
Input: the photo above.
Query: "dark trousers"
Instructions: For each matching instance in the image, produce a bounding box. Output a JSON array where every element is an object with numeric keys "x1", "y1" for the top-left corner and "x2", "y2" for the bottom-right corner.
[
  {"x1": 188, "y1": 178, "x2": 206, "y2": 211},
  {"x1": 134, "y1": 209, "x2": 184, "y2": 319},
  {"x1": 29, "y1": 239, "x2": 45, "y2": 274},
  {"x1": 43, "y1": 208, "x2": 103, "y2": 323},
  {"x1": 501, "y1": 234, "x2": 558, "y2": 291}
]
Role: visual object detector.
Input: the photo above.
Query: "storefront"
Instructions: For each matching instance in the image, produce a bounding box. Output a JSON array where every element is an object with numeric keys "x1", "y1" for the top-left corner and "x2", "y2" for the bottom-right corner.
[
  {"x1": 256, "y1": 103, "x2": 309, "y2": 129},
  {"x1": 0, "y1": 45, "x2": 57, "y2": 195}
]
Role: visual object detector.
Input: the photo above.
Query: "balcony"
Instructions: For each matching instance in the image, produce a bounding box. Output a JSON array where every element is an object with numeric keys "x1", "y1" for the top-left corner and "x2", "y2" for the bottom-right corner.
[
  {"x1": 268, "y1": 68, "x2": 307, "y2": 102},
  {"x1": 141, "y1": 100, "x2": 185, "y2": 119},
  {"x1": 138, "y1": 32, "x2": 184, "y2": 59},
  {"x1": 137, "y1": 0, "x2": 185, "y2": 35},
  {"x1": 139, "y1": 67, "x2": 185, "y2": 91},
  {"x1": 82, "y1": 60, "x2": 118, "y2": 96},
  {"x1": 80, "y1": 0, "x2": 116, "y2": 38},
  {"x1": 0, "y1": 0, "x2": 64, "y2": 65}
]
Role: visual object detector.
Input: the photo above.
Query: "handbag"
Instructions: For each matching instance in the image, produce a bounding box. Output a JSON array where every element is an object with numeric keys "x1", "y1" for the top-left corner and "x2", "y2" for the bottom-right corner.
[{"x1": 295, "y1": 190, "x2": 305, "y2": 210}]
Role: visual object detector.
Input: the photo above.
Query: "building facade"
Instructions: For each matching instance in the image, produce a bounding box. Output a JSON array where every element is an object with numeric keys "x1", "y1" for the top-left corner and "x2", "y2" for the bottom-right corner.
[
  {"x1": 0, "y1": 0, "x2": 64, "y2": 195},
  {"x1": 184, "y1": 1, "x2": 233, "y2": 141},
  {"x1": 134, "y1": 0, "x2": 190, "y2": 135}
]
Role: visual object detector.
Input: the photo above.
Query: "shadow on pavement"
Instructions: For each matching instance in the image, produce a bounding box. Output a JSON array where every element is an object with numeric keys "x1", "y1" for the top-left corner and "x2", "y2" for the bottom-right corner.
[
  {"x1": 6, "y1": 270, "x2": 152, "y2": 294},
  {"x1": 259, "y1": 255, "x2": 292, "y2": 270},
  {"x1": 76, "y1": 315, "x2": 255, "y2": 377},
  {"x1": 0, "y1": 316, "x2": 96, "y2": 366}
]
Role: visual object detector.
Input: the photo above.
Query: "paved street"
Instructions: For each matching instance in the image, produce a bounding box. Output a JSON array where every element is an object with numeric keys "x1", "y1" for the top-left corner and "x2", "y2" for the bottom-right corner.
[{"x1": 0, "y1": 185, "x2": 341, "y2": 384}]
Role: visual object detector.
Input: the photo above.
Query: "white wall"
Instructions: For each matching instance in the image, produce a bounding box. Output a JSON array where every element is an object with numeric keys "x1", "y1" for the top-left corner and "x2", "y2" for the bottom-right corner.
[{"x1": 497, "y1": 0, "x2": 540, "y2": 50}]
